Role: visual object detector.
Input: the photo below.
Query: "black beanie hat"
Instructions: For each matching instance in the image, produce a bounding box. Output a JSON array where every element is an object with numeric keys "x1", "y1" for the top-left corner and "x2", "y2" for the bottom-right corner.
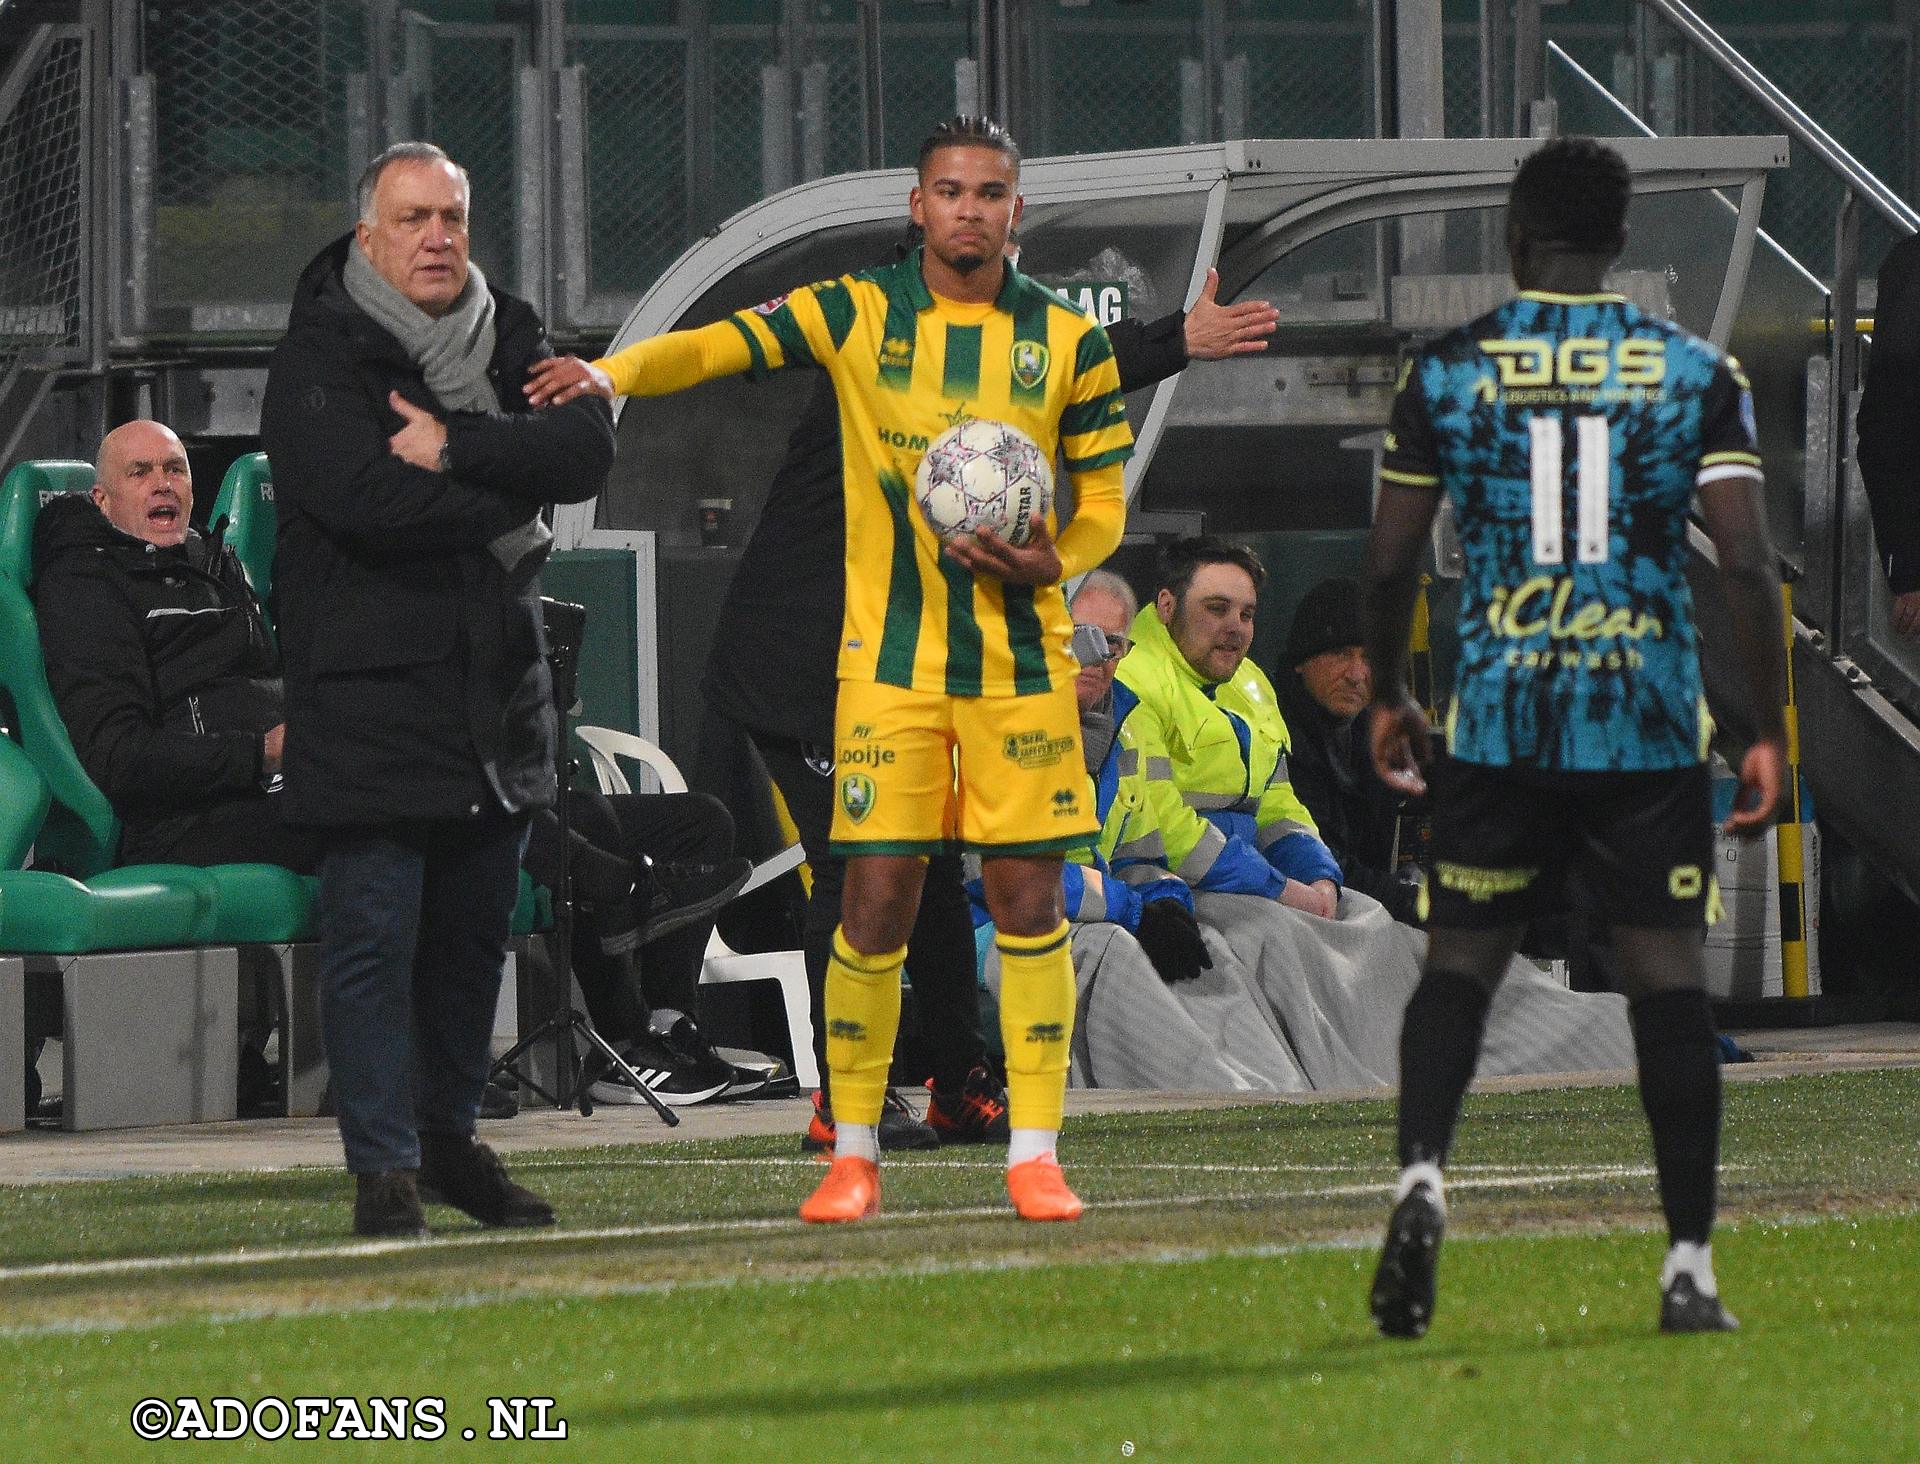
[{"x1": 1286, "y1": 576, "x2": 1364, "y2": 667}]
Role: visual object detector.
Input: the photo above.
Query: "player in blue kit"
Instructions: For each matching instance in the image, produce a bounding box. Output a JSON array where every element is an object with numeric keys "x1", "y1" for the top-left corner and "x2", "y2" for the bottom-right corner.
[{"x1": 1360, "y1": 137, "x2": 1790, "y2": 1337}]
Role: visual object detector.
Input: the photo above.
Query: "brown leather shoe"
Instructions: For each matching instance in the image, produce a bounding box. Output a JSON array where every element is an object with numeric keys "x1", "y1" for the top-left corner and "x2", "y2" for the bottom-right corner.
[
  {"x1": 354, "y1": 1169, "x2": 428, "y2": 1238},
  {"x1": 419, "y1": 1132, "x2": 555, "y2": 1228}
]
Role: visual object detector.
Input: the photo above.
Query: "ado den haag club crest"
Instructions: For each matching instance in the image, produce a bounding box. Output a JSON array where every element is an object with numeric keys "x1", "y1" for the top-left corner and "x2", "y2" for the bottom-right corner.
[
  {"x1": 840, "y1": 772, "x2": 875, "y2": 823},
  {"x1": 1010, "y1": 340, "x2": 1050, "y2": 390}
]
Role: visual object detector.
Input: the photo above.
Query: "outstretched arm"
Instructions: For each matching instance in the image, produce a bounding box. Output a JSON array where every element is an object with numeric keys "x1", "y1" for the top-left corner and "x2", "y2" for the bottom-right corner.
[{"x1": 525, "y1": 319, "x2": 758, "y2": 406}]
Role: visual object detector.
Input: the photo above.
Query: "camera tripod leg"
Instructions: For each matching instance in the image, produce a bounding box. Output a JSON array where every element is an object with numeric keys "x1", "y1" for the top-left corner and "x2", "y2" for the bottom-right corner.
[{"x1": 575, "y1": 1017, "x2": 680, "y2": 1126}]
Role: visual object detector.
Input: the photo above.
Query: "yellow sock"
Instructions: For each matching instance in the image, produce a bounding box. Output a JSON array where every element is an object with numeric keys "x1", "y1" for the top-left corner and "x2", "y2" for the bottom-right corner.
[
  {"x1": 996, "y1": 921, "x2": 1075, "y2": 1132},
  {"x1": 824, "y1": 926, "x2": 905, "y2": 1127}
]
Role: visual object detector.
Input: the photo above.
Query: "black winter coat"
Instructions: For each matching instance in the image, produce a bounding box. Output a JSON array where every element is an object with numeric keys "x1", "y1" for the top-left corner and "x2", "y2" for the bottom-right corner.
[
  {"x1": 1273, "y1": 667, "x2": 1416, "y2": 919},
  {"x1": 260, "y1": 235, "x2": 614, "y2": 827},
  {"x1": 31, "y1": 495, "x2": 282, "y2": 863}
]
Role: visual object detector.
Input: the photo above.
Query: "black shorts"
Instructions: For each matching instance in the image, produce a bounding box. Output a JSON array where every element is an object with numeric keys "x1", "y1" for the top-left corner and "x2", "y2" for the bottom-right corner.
[{"x1": 1425, "y1": 759, "x2": 1712, "y2": 931}]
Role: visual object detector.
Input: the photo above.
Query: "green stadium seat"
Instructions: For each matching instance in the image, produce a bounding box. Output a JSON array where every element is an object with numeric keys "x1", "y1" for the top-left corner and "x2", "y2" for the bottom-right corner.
[
  {"x1": 0, "y1": 736, "x2": 237, "y2": 1129},
  {"x1": 0, "y1": 572, "x2": 121, "y2": 877},
  {"x1": 208, "y1": 451, "x2": 277, "y2": 618},
  {"x1": 0, "y1": 721, "x2": 50, "y2": 872},
  {"x1": 0, "y1": 458, "x2": 93, "y2": 586}
]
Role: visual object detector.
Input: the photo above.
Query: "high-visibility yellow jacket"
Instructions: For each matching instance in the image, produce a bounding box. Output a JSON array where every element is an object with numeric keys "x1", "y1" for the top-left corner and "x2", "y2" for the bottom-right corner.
[{"x1": 1112, "y1": 604, "x2": 1342, "y2": 897}]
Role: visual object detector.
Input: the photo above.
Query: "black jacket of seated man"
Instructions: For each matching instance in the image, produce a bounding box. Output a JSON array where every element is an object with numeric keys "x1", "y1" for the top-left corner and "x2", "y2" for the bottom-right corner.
[
  {"x1": 31, "y1": 493, "x2": 319, "y2": 871},
  {"x1": 1273, "y1": 666, "x2": 1416, "y2": 920}
]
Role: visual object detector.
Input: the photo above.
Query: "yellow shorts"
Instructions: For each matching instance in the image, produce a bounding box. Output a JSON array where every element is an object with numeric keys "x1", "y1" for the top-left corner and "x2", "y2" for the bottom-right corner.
[{"x1": 828, "y1": 679, "x2": 1098, "y2": 856}]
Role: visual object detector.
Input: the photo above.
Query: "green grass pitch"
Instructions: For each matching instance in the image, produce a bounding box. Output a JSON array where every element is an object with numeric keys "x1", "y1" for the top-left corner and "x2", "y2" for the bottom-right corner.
[{"x1": 3, "y1": 1068, "x2": 1918, "y2": 1460}]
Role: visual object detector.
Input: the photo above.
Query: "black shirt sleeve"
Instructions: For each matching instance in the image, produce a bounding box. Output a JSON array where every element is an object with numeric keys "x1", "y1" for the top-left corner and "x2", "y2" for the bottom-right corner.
[
  {"x1": 1107, "y1": 310, "x2": 1188, "y2": 394},
  {"x1": 1380, "y1": 358, "x2": 1442, "y2": 490}
]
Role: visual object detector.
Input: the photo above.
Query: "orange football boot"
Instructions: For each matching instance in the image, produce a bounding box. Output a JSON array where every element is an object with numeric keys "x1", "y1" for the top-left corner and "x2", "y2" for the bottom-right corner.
[
  {"x1": 1006, "y1": 1153, "x2": 1083, "y2": 1222},
  {"x1": 799, "y1": 1155, "x2": 881, "y2": 1222}
]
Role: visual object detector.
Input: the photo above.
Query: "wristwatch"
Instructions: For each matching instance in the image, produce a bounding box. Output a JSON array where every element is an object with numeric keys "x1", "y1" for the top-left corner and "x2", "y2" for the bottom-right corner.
[{"x1": 437, "y1": 439, "x2": 454, "y2": 475}]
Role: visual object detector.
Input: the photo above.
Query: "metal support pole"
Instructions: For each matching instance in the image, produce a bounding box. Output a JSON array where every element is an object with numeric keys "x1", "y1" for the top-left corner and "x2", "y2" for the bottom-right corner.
[
  {"x1": 1829, "y1": 190, "x2": 1862, "y2": 642},
  {"x1": 1479, "y1": 0, "x2": 1511, "y2": 139},
  {"x1": 1775, "y1": 580, "x2": 1812, "y2": 1001},
  {"x1": 82, "y1": 0, "x2": 110, "y2": 373},
  {"x1": 1513, "y1": 0, "x2": 1543, "y2": 137},
  {"x1": 857, "y1": 0, "x2": 885, "y2": 169},
  {"x1": 1390, "y1": 0, "x2": 1446, "y2": 139},
  {"x1": 366, "y1": 0, "x2": 397, "y2": 151}
]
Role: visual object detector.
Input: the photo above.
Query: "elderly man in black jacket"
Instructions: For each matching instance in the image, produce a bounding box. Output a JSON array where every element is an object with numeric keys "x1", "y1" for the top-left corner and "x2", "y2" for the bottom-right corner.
[
  {"x1": 261, "y1": 141, "x2": 614, "y2": 1237},
  {"x1": 34, "y1": 419, "x2": 319, "y2": 873},
  {"x1": 1273, "y1": 577, "x2": 1423, "y2": 923}
]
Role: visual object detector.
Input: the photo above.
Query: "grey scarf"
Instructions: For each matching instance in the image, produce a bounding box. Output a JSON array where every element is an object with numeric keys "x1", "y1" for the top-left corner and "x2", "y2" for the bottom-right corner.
[{"x1": 343, "y1": 244, "x2": 551, "y2": 575}]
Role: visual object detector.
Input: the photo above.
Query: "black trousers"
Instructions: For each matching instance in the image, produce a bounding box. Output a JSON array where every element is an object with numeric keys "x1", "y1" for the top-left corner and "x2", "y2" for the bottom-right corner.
[
  {"x1": 128, "y1": 793, "x2": 324, "y2": 873},
  {"x1": 521, "y1": 788, "x2": 735, "y2": 1039},
  {"x1": 751, "y1": 731, "x2": 987, "y2": 1097}
]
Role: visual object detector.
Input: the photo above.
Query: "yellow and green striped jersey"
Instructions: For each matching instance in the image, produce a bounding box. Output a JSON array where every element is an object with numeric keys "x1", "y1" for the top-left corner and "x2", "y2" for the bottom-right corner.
[{"x1": 596, "y1": 250, "x2": 1132, "y2": 698}]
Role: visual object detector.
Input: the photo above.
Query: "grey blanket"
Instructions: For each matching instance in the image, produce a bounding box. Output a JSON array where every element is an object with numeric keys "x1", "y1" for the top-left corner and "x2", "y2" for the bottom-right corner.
[
  {"x1": 1193, "y1": 890, "x2": 1634, "y2": 1090},
  {"x1": 983, "y1": 890, "x2": 1634, "y2": 1092}
]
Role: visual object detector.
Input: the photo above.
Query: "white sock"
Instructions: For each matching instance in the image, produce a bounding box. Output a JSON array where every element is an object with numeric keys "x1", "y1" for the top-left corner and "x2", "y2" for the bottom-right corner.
[
  {"x1": 1007, "y1": 1127, "x2": 1056, "y2": 1168},
  {"x1": 1661, "y1": 1240, "x2": 1717, "y2": 1296},
  {"x1": 835, "y1": 1122, "x2": 879, "y2": 1163},
  {"x1": 1396, "y1": 1161, "x2": 1446, "y2": 1212}
]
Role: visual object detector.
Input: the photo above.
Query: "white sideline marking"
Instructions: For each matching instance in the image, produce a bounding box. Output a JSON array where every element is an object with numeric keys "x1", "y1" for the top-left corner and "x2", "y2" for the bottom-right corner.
[
  {"x1": 509, "y1": 1156, "x2": 1661, "y2": 1177},
  {"x1": 0, "y1": 1167, "x2": 1650, "y2": 1287}
]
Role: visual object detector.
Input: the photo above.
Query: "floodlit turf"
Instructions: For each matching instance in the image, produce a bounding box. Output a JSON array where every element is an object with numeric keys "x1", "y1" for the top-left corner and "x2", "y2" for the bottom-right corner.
[{"x1": 3, "y1": 1069, "x2": 1920, "y2": 1459}]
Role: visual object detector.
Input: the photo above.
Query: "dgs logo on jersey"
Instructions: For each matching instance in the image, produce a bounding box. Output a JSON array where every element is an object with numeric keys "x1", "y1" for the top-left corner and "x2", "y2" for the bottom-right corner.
[{"x1": 1478, "y1": 336, "x2": 1666, "y2": 389}]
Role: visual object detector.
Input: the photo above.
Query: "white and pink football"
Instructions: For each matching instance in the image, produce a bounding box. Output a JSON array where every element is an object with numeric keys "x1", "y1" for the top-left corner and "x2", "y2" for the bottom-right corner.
[{"x1": 912, "y1": 418, "x2": 1053, "y2": 546}]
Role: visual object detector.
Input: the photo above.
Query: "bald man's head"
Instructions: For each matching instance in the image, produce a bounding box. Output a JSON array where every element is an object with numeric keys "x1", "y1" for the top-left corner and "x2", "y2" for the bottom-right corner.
[{"x1": 94, "y1": 421, "x2": 192, "y2": 546}]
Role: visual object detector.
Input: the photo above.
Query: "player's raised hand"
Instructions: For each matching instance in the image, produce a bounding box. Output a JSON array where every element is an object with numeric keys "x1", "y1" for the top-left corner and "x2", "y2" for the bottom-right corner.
[
  {"x1": 1368, "y1": 696, "x2": 1433, "y2": 797},
  {"x1": 1724, "y1": 737, "x2": 1787, "y2": 838},
  {"x1": 525, "y1": 355, "x2": 615, "y2": 408},
  {"x1": 1183, "y1": 268, "x2": 1278, "y2": 360},
  {"x1": 943, "y1": 518, "x2": 1063, "y2": 586}
]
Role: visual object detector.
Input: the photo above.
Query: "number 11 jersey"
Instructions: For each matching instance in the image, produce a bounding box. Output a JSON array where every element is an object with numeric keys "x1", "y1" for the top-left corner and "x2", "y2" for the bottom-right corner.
[{"x1": 1380, "y1": 290, "x2": 1762, "y2": 772}]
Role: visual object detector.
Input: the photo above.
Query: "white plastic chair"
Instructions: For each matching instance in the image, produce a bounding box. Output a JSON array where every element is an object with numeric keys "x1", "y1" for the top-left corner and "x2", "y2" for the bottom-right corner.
[{"x1": 573, "y1": 725, "x2": 818, "y2": 1089}]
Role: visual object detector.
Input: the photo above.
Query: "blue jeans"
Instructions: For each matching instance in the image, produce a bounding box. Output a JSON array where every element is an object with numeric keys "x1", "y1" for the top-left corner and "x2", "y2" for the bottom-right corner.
[{"x1": 317, "y1": 816, "x2": 529, "y2": 1173}]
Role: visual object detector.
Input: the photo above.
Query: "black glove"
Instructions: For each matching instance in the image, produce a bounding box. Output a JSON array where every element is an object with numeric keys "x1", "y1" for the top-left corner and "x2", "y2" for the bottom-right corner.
[{"x1": 1135, "y1": 899, "x2": 1212, "y2": 984}]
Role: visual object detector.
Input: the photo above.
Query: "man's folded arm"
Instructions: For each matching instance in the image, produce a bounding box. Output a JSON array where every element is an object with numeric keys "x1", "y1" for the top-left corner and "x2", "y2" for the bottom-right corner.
[
  {"x1": 263, "y1": 340, "x2": 527, "y2": 554},
  {"x1": 442, "y1": 384, "x2": 613, "y2": 505}
]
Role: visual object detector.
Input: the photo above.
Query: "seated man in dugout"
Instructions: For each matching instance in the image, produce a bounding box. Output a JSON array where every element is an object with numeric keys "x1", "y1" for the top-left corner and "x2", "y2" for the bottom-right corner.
[
  {"x1": 1272, "y1": 575, "x2": 1425, "y2": 925},
  {"x1": 32, "y1": 421, "x2": 320, "y2": 875},
  {"x1": 28, "y1": 420, "x2": 322, "y2": 1114},
  {"x1": 1110, "y1": 537, "x2": 1637, "y2": 1091},
  {"x1": 1114, "y1": 536, "x2": 1344, "y2": 914},
  {"x1": 972, "y1": 568, "x2": 1314, "y2": 1092}
]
